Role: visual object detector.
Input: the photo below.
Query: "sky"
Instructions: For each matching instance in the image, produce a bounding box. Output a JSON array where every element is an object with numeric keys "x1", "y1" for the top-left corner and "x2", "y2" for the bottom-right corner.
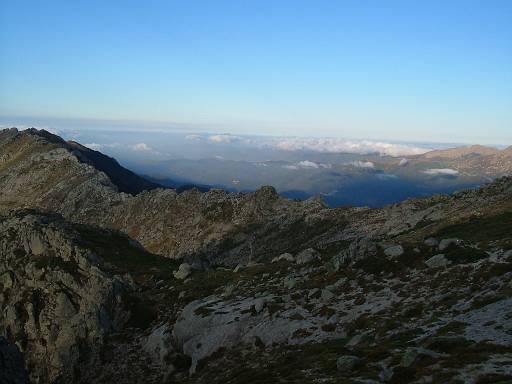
[{"x1": 1, "y1": 0, "x2": 511, "y2": 144}]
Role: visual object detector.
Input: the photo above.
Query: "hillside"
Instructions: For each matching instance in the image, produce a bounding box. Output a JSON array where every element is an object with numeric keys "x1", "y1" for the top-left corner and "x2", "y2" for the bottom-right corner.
[{"x1": 1, "y1": 128, "x2": 512, "y2": 383}]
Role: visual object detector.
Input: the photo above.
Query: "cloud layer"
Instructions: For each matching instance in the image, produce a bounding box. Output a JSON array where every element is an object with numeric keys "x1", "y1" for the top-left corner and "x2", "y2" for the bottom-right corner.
[
  {"x1": 422, "y1": 168, "x2": 459, "y2": 175},
  {"x1": 270, "y1": 137, "x2": 431, "y2": 156}
]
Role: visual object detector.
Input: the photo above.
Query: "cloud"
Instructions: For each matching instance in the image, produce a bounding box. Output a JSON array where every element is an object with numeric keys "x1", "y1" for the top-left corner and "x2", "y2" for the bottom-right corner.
[
  {"x1": 84, "y1": 142, "x2": 121, "y2": 151},
  {"x1": 283, "y1": 160, "x2": 332, "y2": 170},
  {"x1": 399, "y1": 158, "x2": 409, "y2": 166},
  {"x1": 208, "y1": 134, "x2": 241, "y2": 144},
  {"x1": 270, "y1": 137, "x2": 430, "y2": 156},
  {"x1": 132, "y1": 143, "x2": 152, "y2": 152},
  {"x1": 84, "y1": 143, "x2": 103, "y2": 150},
  {"x1": 348, "y1": 160, "x2": 375, "y2": 168},
  {"x1": 298, "y1": 160, "x2": 319, "y2": 168},
  {"x1": 422, "y1": 168, "x2": 459, "y2": 175},
  {"x1": 185, "y1": 134, "x2": 202, "y2": 140}
]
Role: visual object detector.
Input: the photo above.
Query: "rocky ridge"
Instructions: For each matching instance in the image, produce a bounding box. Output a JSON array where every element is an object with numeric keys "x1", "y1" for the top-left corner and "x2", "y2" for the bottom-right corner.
[{"x1": 1, "y1": 128, "x2": 512, "y2": 383}]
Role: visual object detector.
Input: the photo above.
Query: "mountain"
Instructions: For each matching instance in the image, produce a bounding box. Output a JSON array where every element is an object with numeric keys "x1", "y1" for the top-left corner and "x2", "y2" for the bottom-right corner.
[
  {"x1": 1, "y1": 128, "x2": 512, "y2": 383},
  {"x1": 0, "y1": 128, "x2": 163, "y2": 194},
  {"x1": 420, "y1": 144, "x2": 500, "y2": 159}
]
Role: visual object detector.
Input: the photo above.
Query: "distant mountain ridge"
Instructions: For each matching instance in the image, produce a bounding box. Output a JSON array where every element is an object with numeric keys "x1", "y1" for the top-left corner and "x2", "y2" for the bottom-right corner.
[{"x1": 420, "y1": 144, "x2": 502, "y2": 159}]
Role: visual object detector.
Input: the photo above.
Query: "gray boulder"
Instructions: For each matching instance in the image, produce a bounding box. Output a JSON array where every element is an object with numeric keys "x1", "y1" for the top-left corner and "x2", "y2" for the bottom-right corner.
[
  {"x1": 295, "y1": 248, "x2": 320, "y2": 265},
  {"x1": 439, "y1": 238, "x2": 462, "y2": 251},
  {"x1": 173, "y1": 263, "x2": 192, "y2": 280},
  {"x1": 384, "y1": 245, "x2": 404, "y2": 258},
  {"x1": 425, "y1": 254, "x2": 451, "y2": 268},
  {"x1": 424, "y1": 237, "x2": 439, "y2": 247},
  {"x1": 336, "y1": 355, "x2": 362, "y2": 372},
  {"x1": 272, "y1": 253, "x2": 295, "y2": 263}
]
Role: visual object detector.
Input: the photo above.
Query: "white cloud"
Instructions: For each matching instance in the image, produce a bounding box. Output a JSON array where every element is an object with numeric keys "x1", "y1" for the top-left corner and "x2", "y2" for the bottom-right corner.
[
  {"x1": 84, "y1": 142, "x2": 121, "y2": 151},
  {"x1": 283, "y1": 160, "x2": 332, "y2": 170},
  {"x1": 84, "y1": 143, "x2": 103, "y2": 150},
  {"x1": 298, "y1": 160, "x2": 320, "y2": 168},
  {"x1": 208, "y1": 134, "x2": 241, "y2": 143},
  {"x1": 132, "y1": 142, "x2": 152, "y2": 152},
  {"x1": 422, "y1": 168, "x2": 459, "y2": 175},
  {"x1": 185, "y1": 134, "x2": 202, "y2": 140},
  {"x1": 270, "y1": 137, "x2": 430, "y2": 156},
  {"x1": 348, "y1": 160, "x2": 375, "y2": 168},
  {"x1": 399, "y1": 158, "x2": 409, "y2": 166}
]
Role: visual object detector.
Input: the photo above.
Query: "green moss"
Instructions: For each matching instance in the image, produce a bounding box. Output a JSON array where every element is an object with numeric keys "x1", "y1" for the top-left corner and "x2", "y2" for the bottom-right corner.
[
  {"x1": 434, "y1": 212, "x2": 512, "y2": 246},
  {"x1": 443, "y1": 244, "x2": 488, "y2": 264}
]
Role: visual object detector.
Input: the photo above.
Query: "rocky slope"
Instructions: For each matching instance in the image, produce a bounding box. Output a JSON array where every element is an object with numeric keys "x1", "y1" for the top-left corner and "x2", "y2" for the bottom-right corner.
[{"x1": 1, "y1": 128, "x2": 512, "y2": 383}]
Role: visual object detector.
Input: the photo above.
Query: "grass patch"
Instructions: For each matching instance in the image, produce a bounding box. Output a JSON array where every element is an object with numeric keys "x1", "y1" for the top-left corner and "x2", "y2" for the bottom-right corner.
[{"x1": 434, "y1": 212, "x2": 512, "y2": 246}]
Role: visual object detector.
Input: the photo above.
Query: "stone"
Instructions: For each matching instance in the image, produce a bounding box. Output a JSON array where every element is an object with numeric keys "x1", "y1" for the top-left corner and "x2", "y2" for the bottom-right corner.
[
  {"x1": 336, "y1": 355, "x2": 362, "y2": 373},
  {"x1": 400, "y1": 347, "x2": 444, "y2": 368},
  {"x1": 283, "y1": 276, "x2": 298, "y2": 289},
  {"x1": 253, "y1": 298, "x2": 266, "y2": 313},
  {"x1": 0, "y1": 271, "x2": 14, "y2": 289},
  {"x1": 173, "y1": 263, "x2": 192, "y2": 280},
  {"x1": 384, "y1": 245, "x2": 404, "y2": 258},
  {"x1": 295, "y1": 248, "x2": 320, "y2": 265},
  {"x1": 308, "y1": 288, "x2": 321, "y2": 299},
  {"x1": 272, "y1": 253, "x2": 295, "y2": 263},
  {"x1": 439, "y1": 238, "x2": 462, "y2": 251},
  {"x1": 424, "y1": 237, "x2": 439, "y2": 247},
  {"x1": 321, "y1": 289, "x2": 335, "y2": 302},
  {"x1": 425, "y1": 254, "x2": 451, "y2": 268}
]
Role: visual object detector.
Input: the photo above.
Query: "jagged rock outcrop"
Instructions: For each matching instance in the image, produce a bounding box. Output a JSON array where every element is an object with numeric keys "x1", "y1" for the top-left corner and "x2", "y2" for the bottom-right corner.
[{"x1": 0, "y1": 211, "x2": 132, "y2": 383}]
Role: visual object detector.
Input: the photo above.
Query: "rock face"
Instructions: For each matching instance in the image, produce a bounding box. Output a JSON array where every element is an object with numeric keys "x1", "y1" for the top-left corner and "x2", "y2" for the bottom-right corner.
[{"x1": 0, "y1": 211, "x2": 131, "y2": 383}]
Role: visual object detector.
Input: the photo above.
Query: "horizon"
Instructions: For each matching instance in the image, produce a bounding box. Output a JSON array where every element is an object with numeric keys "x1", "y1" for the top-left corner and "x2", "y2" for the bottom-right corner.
[{"x1": 1, "y1": 1, "x2": 511, "y2": 144}]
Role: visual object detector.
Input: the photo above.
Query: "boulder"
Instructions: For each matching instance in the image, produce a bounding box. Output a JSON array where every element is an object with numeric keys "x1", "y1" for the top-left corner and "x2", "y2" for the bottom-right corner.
[
  {"x1": 439, "y1": 238, "x2": 462, "y2": 251},
  {"x1": 173, "y1": 263, "x2": 192, "y2": 280},
  {"x1": 295, "y1": 248, "x2": 320, "y2": 265},
  {"x1": 400, "y1": 347, "x2": 445, "y2": 367},
  {"x1": 336, "y1": 355, "x2": 362, "y2": 373},
  {"x1": 384, "y1": 245, "x2": 404, "y2": 258},
  {"x1": 283, "y1": 276, "x2": 298, "y2": 289},
  {"x1": 272, "y1": 253, "x2": 295, "y2": 263},
  {"x1": 424, "y1": 237, "x2": 439, "y2": 247},
  {"x1": 425, "y1": 254, "x2": 451, "y2": 268}
]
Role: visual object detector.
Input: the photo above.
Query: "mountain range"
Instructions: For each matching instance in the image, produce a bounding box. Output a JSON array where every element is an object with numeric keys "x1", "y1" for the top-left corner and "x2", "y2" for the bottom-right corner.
[{"x1": 1, "y1": 128, "x2": 512, "y2": 383}]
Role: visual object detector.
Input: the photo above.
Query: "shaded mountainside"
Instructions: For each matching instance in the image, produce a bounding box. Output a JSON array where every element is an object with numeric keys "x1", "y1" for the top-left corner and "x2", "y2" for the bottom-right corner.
[{"x1": 1, "y1": 128, "x2": 512, "y2": 383}]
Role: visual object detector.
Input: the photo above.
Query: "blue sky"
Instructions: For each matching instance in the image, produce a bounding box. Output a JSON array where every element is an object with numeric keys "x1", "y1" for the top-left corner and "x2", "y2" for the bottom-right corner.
[{"x1": 1, "y1": 0, "x2": 511, "y2": 144}]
